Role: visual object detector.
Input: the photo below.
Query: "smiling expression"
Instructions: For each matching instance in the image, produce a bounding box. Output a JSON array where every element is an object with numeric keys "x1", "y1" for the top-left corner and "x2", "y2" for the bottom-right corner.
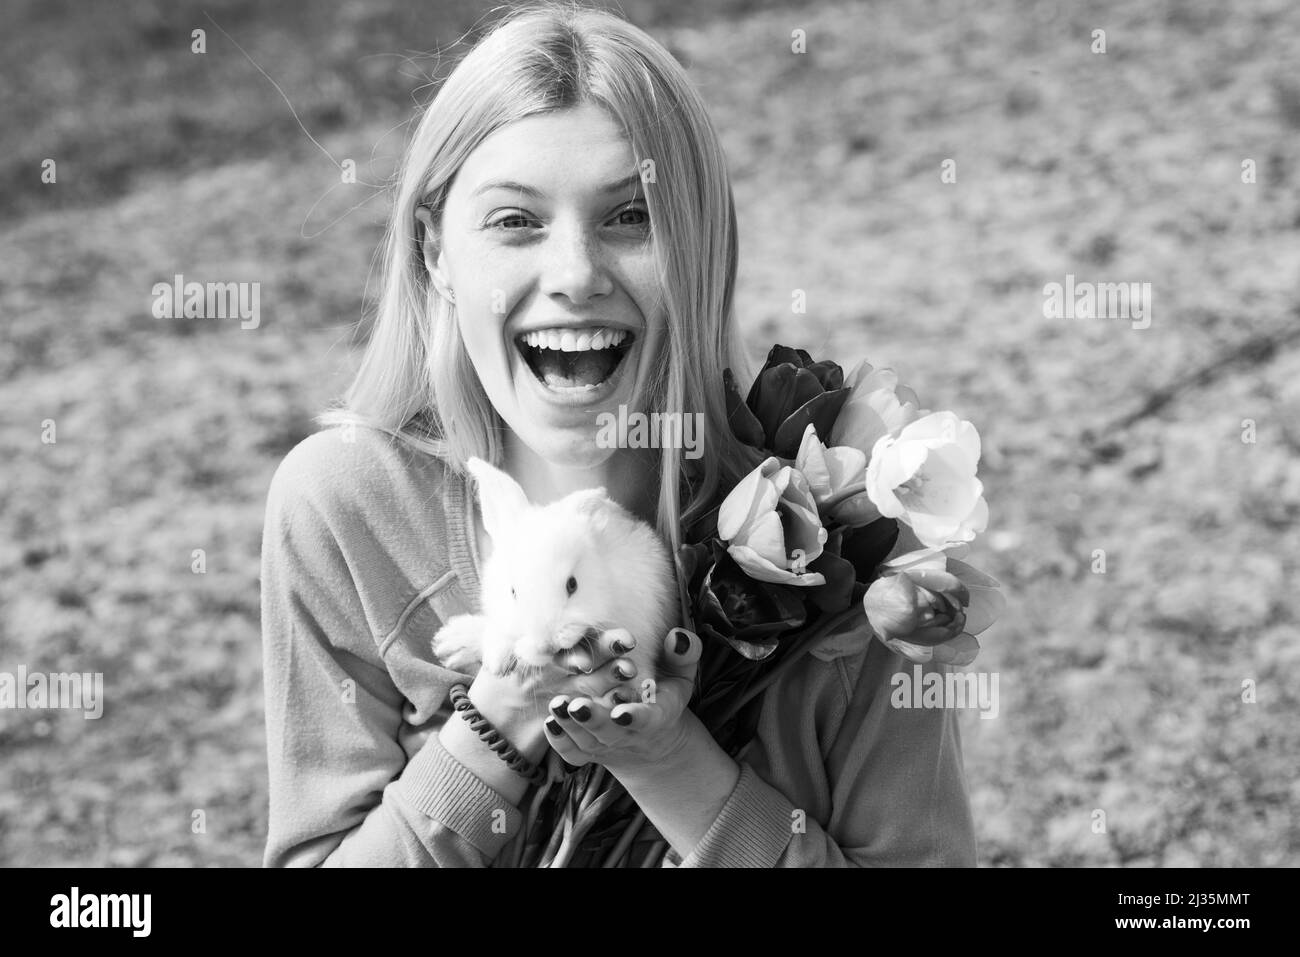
[{"x1": 427, "y1": 102, "x2": 667, "y2": 469}]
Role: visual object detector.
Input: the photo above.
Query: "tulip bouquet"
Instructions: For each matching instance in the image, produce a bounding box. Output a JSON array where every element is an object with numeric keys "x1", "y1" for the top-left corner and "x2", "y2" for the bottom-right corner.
[
  {"x1": 679, "y1": 344, "x2": 1004, "y2": 757},
  {"x1": 509, "y1": 344, "x2": 1003, "y2": 867}
]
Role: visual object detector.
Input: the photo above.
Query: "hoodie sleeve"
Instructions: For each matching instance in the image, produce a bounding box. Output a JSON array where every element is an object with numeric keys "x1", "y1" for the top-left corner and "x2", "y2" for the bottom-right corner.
[
  {"x1": 674, "y1": 640, "x2": 978, "y2": 868},
  {"x1": 260, "y1": 432, "x2": 523, "y2": 867}
]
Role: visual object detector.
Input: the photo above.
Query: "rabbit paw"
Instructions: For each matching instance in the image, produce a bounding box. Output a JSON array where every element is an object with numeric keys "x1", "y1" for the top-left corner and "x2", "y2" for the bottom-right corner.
[{"x1": 432, "y1": 615, "x2": 485, "y2": 673}]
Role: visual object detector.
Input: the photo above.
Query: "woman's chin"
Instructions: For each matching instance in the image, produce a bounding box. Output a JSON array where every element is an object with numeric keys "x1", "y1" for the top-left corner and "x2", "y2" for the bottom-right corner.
[{"x1": 518, "y1": 427, "x2": 621, "y2": 472}]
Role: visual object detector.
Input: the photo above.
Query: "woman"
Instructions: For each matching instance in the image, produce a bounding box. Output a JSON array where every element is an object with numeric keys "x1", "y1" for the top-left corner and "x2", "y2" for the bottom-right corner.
[{"x1": 261, "y1": 1, "x2": 976, "y2": 867}]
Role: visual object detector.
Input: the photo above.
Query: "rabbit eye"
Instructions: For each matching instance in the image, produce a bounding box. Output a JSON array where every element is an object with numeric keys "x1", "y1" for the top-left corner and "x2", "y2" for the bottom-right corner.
[
  {"x1": 566, "y1": 576, "x2": 577, "y2": 596},
  {"x1": 510, "y1": 586, "x2": 516, "y2": 599}
]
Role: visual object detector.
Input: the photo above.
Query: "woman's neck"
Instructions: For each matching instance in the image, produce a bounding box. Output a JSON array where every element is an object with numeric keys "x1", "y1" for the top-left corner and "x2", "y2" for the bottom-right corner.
[{"x1": 501, "y1": 434, "x2": 660, "y2": 524}]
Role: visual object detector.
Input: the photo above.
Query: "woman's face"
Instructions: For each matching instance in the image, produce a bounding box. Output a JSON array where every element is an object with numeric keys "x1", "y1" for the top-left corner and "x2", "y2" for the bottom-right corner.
[{"x1": 429, "y1": 102, "x2": 666, "y2": 470}]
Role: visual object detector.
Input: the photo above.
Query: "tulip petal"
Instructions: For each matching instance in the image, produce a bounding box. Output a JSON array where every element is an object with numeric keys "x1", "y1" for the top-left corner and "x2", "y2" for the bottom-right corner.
[
  {"x1": 881, "y1": 545, "x2": 947, "y2": 573},
  {"x1": 807, "y1": 359, "x2": 845, "y2": 392},
  {"x1": 724, "y1": 368, "x2": 766, "y2": 449},
  {"x1": 879, "y1": 636, "x2": 934, "y2": 664},
  {"x1": 727, "y1": 544, "x2": 826, "y2": 586},
  {"x1": 907, "y1": 567, "x2": 970, "y2": 606},
  {"x1": 806, "y1": 550, "x2": 856, "y2": 613},
  {"x1": 823, "y1": 444, "x2": 867, "y2": 487},
  {"x1": 744, "y1": 509, "x2": 791, "y2": 567},
  {"x1": 720, "y1": 633, "x2": 781, "y2": 661},
  {"x1": 903, "y1": 410, "x2": 961, "y2": 444},
  {"x1": 947, "y1": 559, "x2": 1005, "y2": 635},
  {"x1": 955, "y1": 418, "x2": 981, "y2": 464},
  {"x1": 930, "y1": 633, "x2": 981, "y2": 666},
  {"x1": 796, "y1": 424, "x2": 832, "y2": 498},
  {"x1": 718, "y1": 458, "x2": 776, "y2": 541},
  {"x1": 842, "y1": 358, "x2": 875, "y2": 392},
  {"x1": 895, "y1": 384, "x2": 921, "y2": 408},
  {"x1": 772, "y1": 388, "x2": 851, "y2": 459}
]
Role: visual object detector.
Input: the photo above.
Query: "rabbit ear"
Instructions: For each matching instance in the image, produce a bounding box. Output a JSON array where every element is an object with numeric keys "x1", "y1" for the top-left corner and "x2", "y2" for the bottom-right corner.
[
  {"x1": 467, "y1": 457, "x2": 530, "y2": 542},
  {"x1": 565, "y1": 487, "x2": 611, "y2": 515},
  {"x1": 562, "y1": 487, "x2": 622, "y2": 530}
]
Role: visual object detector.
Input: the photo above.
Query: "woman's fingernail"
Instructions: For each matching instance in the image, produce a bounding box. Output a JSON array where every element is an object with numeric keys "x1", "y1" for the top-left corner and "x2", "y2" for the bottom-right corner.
[
  {"x1": 550, "y1": 699, "x2": 570, "y2": 718},
  {"x1": 611, "y1": 636, "x2": 635, "y2": 654},
  {"x1": 613, "y1": 710, "x2": 633, "y2": 726},
  {"x1": 609, "y1": 691, "x2": 626, "y2": 706},
  {"x1": 544, "y1": 718, "x2": 562, "y2": 735},
  {"x1": 569, "y1": 704, "x2": 591, "y2": 722},
  {"x1": 674, "y1": 632, "x2": 691, "y2": 655}
]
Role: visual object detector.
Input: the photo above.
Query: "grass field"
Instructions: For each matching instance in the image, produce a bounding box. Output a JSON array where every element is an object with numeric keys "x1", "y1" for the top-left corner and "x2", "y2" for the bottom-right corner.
[{"x1": 2, "y1": 0, "x2": 1297, "y2": 866}]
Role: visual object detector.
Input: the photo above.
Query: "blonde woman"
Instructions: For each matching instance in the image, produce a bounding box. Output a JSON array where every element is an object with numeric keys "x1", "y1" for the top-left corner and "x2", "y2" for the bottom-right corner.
[{"x1": 261, "y1": 1, "x2": 976, "y2": 867}]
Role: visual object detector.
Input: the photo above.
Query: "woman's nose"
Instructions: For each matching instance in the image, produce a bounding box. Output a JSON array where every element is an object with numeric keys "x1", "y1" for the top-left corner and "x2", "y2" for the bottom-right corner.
[{"x1": 539, "y1": 220, "x2": 614, "y2": 305}]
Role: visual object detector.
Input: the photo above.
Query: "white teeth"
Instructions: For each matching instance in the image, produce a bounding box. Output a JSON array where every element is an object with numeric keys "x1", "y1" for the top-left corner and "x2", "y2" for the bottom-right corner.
[{"x1": 519, "y1": 327, "x2": 630, "y2": 352}]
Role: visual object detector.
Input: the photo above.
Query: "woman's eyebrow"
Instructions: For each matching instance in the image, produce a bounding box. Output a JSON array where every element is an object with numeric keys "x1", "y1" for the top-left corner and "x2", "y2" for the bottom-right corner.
[{"x1": 471, "y1": 172, "x2": 643, "y2": 199}]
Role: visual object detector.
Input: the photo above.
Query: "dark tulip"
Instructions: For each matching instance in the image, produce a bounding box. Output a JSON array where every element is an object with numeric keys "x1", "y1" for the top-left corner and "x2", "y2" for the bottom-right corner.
[
  {"x1": 742, "y1": 345, "x2": 850, "y2": 458},
  {"x1": 696, "y1": 549, "x2": 809, "y2": 660}
]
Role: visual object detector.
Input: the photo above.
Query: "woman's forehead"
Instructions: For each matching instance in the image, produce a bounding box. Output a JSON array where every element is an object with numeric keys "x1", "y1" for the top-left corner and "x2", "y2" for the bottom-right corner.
[{"x1": 457, "y1": 105, "x2": 639, "y2": 200}]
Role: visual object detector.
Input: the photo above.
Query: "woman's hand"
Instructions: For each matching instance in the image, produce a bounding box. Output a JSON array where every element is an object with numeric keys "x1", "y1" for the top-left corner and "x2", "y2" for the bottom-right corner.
[
  {"x1": 542, "y1": 627, "x2": 702, "y2": 775},
  {"x1": 463, "y1": 627, "x2": 645, "y2": 767}
]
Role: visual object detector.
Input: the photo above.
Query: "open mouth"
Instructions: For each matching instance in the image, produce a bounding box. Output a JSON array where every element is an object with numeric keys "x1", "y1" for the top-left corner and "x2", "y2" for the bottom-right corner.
[{"x1": 516, "y1": 327, "x2": 635, "y2": 392}]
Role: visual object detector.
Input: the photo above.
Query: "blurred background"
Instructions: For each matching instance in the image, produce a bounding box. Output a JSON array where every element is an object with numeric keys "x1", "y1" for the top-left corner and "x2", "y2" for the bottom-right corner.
[{"x1": 2, "y1": 0, "x2": 1297, "y2": 866}]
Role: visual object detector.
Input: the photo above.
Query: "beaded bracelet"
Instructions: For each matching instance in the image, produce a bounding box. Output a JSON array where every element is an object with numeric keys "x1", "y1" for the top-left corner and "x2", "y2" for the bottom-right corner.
[{"x1": 448, "y1": 683, "x2": 548, "y2": 788}]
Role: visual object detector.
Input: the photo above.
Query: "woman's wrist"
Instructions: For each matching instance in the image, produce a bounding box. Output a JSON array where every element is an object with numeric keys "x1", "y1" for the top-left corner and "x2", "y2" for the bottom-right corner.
[
  {"x1": 438, "y1": 705, "x2": 541, "y2": 807},
  {"x1": 609, "y1": 711, "x2": 741, "y2": 858},
  {"x1": 434, "y1": 673, "x2": 549, "y2": 806},
  {"x1": 467, "y1": 672, "x2": 550, "y2": 764}
]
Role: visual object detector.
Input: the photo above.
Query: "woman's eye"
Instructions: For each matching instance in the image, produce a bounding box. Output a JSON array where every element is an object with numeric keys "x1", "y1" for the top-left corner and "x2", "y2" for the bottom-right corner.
[
  {"x1": 612, "y1": 205, "x2": 649, "y2": 227},
  {"x1": 487, "y1": 212, "x2": 537, "y2": 230}
]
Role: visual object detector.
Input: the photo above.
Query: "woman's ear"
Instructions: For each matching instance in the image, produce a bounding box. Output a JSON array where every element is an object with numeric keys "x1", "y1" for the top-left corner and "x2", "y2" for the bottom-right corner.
[{"x1": 414, "y1": 204, "x2": 456, "y2": 305}]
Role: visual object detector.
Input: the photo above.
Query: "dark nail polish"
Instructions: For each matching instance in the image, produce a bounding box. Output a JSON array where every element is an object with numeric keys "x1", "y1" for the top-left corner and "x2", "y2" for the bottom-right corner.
[
  {"x1": 609, "y1": 691, "x2": 625, "y2": 706},
  {"x1": 613, "y1": 666, "x2": 630, "y2": 681},
  {"x1": 551, "y1": 699, "x2": 570, "y2": 718},
  {"x1": 674, "y1": 632, "x2": 690, "y2": 655},
  {"x1": 569, "y1": 704, "x2": 591, "y2": 722},
  {"x1": 611, "y1": 636, "x2": 635, "y2": 654},
  {"x1": 613, "y1": 711, "x2": 633, "y2": 726},
  {"x1": 544, "y1": 718, "x2": 562, "y2": 735}
]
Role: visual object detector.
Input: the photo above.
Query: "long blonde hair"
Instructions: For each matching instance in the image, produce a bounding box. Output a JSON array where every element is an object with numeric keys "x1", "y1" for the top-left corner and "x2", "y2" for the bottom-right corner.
[{"x1": 323, "y1": 1, "x2": 759, "y2": 549}]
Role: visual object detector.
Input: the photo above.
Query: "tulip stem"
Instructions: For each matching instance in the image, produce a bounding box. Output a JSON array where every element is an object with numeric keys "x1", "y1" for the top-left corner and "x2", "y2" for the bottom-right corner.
[{"x1": 821, "y1": 482, "x2": 868, "y2": 511}]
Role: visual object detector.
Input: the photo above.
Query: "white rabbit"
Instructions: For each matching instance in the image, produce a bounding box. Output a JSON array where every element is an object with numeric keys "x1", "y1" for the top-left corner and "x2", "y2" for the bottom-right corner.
[{"x1": 433, "y1": 457, "x2": 676, "y2": 687}]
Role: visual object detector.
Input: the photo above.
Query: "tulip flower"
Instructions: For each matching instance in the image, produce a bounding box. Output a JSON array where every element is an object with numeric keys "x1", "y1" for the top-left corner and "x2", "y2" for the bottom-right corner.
[
  {"x1": 718, "y1": 456, "x2": 828, "y2": 586},
  {"x1": 866, "y1": 411, "x2": 989, "y2": 550}
]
